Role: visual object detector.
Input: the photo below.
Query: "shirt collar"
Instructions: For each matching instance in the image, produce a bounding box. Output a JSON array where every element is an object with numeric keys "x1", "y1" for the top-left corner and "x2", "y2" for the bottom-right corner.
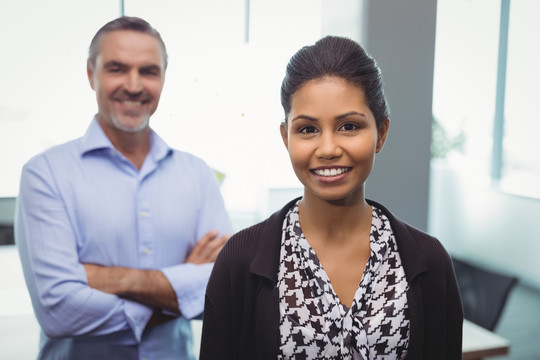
[
  {"x1": 79, "y1": 115, "x2": 113, "y2": 155},
  {"x1": 79, "y1": 115, "x2": 173, "y2": 162},
  {"x1": 148, "y1": 127, "x2": 174, "y2": 163}
]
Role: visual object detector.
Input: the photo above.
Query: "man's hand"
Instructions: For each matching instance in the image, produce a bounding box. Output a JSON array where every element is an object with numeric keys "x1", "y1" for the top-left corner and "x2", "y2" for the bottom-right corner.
[
  {"x1": 83, "y1": 264, "x2": 179, "y2": 312},
  {"x1": 185, "y1": 230, "x2": 230, "y2": 265}
]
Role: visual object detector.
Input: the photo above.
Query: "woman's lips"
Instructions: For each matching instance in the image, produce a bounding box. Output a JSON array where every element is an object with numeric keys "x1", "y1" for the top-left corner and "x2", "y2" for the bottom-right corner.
[{"x1": 311, "y1": 167, "x2": 351, "y2": 183}]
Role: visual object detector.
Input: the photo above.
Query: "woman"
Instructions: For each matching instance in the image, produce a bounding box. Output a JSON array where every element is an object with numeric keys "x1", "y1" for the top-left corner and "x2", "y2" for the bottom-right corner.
[{"x1": 200, "y1": 36, "x2": 463, "y2": 359}]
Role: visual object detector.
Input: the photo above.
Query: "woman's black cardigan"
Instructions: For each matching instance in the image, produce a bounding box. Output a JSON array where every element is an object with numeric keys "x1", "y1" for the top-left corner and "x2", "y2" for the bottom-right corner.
[{"x1": 200, "y1": 198, "x2": 463, "y2": 359}]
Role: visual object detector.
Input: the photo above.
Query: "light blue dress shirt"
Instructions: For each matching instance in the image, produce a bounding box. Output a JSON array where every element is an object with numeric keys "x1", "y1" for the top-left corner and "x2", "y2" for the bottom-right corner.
[{"x1": 15, "y1": 117, "x2": 233, "y2": 360}]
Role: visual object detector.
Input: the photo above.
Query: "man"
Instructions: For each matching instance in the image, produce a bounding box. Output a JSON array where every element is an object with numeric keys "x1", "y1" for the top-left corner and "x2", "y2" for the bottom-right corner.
[{"x1": 15, "y1": 16, "x2": 233, "y2": 359}]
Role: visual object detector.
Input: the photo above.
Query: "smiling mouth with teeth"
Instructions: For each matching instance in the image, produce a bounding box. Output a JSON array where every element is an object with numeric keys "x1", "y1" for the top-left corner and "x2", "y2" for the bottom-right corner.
[
  {"x1": 313, "y1": 168, "x2": 351, "y2": 177},
  {"x1": 122, "y1": 100, "x2": 143, "y2": 106}
]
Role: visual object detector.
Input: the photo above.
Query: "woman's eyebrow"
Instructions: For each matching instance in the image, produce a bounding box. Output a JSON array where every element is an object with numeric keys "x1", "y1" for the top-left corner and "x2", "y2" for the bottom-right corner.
[
  {"x1": 290, "y1": 111, "x2": 368, "y2": 123},
  {"x1": 290, "y1": 115, "x2": 318, "y2": 123},
  {"x1": 335, "y1": 111, "x2": 368, "y2": 120}
]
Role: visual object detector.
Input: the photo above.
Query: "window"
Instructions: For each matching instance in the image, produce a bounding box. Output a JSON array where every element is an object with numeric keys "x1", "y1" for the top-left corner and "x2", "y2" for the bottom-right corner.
[
  {"x1": 432, "y1": 0, "x2": 540, "y2": 199},
  {"x1": 499, "y1": 0, "x2": 540, "y2": 198},
  {"x1": 0, "y1": 0, "x2": 117, "y2": 197},
  {"x1": 432, "y1": 0, "x2": 500, "y2": 180}
]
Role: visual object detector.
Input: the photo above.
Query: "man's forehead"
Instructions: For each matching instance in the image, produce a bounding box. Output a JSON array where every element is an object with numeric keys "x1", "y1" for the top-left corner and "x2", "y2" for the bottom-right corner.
[{"x1": 97, "y1": 30, "x2": 165, "y2": 67}]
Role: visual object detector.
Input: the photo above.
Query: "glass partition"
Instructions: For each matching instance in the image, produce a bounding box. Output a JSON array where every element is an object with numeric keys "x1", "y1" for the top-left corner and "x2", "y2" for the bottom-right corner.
[{"x1": 0, "y1": 0, "x2": 118, "y2": 197}]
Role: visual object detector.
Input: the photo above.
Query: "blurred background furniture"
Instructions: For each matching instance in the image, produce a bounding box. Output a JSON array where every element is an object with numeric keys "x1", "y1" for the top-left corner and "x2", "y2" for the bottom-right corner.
[
  {"x1": 452, "y1": 257, "x2": 519, "y2": 331},
  {"x1": 462, "y1": 319, "x2": 510, "y2": 359},
  {"x1": 0, "y1": 223, "x2": 14, "y2": 246},
  {"x1": 0, "y1": 197, "x2": 15, "y2": 246}
]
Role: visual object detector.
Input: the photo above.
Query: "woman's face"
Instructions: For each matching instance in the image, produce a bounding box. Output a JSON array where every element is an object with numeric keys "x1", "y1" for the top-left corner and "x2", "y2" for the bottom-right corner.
[{"x1": 280, "y1": 76, "x2": 389, "y2": 203}]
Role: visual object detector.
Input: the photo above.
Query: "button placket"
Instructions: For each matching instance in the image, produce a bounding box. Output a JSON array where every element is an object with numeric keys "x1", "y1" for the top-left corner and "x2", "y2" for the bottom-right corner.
[{"x1": 138, "y1": 206, "x2": 154, "y2": 266}]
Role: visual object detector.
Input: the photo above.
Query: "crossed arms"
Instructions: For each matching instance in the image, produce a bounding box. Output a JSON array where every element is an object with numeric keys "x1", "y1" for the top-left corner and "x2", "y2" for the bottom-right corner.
[{"x1": 83, "y1": 230, "x2": 228, "y2": 327}]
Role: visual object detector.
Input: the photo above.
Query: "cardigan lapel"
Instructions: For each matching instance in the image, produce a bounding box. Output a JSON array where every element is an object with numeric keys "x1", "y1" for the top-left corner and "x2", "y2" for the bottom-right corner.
[
  {"x1": 367, "y1": 199, "x2": 429, "y2": 358},
  {"x1": 250, "y1": 198, "x2": 300, "y2": 359},
  {"x1": 250, "y1": 197, "x2": 300, "y2": 284},
  {"x1": 366, "y1": 199, "x2": 429, "y2": 282}
]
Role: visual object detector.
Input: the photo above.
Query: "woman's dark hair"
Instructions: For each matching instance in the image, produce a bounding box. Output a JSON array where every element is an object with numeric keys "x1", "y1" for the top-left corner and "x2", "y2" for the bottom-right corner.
[
  {"x1": 280, "y1": 35, "x2": 389, "y2": 129},
  {"x1": 87, "y1": 16, "x2": 168, "y2": 71}
]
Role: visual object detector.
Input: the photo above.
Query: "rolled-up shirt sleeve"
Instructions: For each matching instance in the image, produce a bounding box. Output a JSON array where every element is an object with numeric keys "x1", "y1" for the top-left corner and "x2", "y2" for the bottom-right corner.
[
  {"x1": 161, "y1": 263, "x2": 213, "y2": 319},
  {"x1": 15, "y1": 155, "x2": 152, "y2": 341}
]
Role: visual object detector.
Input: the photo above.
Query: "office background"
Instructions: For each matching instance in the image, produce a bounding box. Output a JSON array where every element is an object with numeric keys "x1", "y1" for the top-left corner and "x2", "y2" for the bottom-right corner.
[{"x1": 1, "y1": 0, "x2": 539, "y2": 358}]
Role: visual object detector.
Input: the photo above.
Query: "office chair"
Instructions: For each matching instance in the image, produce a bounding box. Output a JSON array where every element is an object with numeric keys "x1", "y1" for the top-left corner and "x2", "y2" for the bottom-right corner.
[
  {"x1": 0, "y1": 223, "x2": 15, "y2": 245},
  {"x1": 452, "y1": 257, "x2": 518, "y2": 331}
]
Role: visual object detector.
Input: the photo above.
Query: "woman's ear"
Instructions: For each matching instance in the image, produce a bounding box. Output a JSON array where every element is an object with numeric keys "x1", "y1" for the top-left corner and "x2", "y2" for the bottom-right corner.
[
  {"x1": 280, "y1": 122, "x2": 289, "y2": 150},
  {"x1": 376, "y1": 118, "x2": 390, "y2": 153}
]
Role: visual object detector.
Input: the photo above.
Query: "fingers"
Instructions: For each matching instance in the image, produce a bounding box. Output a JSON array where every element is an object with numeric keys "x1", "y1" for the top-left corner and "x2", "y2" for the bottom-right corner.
[
  {"x1": 197, "y1": 229, "x2": 220, "y2": 245},
  {"x1": 185, "y1": 231, "x2": 230, "y2": 265},
  {"x1": 207, "y1": 234, "x2": 229, "y2": 261}
]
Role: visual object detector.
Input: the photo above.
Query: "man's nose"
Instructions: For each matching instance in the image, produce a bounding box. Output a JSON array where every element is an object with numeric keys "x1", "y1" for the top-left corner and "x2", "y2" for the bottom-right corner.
[{"x1": 124, "y1": 71, "x2": 143, "y2": 94}]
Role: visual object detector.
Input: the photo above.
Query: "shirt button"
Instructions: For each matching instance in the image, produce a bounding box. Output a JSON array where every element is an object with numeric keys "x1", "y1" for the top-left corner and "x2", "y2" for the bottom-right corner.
[
  {"x1": 142, "y1": 248, "x2": 150, "y2": 255},
  {"x1": 140, "y1": 210, "x2": 148, "y2": 218}
]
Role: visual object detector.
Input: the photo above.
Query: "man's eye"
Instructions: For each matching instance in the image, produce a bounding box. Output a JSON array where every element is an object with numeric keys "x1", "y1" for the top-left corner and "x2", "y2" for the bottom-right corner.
[
  {"x1": 141, "y1": 67, "x2": 161, "y2": 76},
  {"x1": 142, "y1": 69, "x2": 159, "y2": 76},
  {"x1": 299, "y1": 126, "x2": 317, "y2": 134},
  {"x1": 108, "y1": 67, "x2": 123, "y2": 73}
]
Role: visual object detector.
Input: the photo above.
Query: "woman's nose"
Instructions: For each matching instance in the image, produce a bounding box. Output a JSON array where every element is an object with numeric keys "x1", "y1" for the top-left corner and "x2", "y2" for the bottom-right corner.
[{"x1": 316, "y1": 132, "x2": 342, "y2": 159}]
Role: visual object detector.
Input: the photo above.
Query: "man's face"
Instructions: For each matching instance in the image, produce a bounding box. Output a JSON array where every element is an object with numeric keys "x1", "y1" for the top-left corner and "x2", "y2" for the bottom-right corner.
[{"x1": 87, "y1": 30, "x2": 165, "y2": 134}]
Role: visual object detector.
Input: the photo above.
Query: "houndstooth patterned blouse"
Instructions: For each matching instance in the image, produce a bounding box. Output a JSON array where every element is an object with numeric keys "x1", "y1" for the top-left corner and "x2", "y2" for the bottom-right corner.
[{"x1": 277, "y1": 201, "x2": 410, "y2": 359}]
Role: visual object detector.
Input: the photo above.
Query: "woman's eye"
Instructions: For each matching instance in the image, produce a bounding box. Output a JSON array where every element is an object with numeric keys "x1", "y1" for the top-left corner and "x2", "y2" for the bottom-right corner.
[
  {"x1": 299, "y1": 126, "x2": 317, "y2": 134},
  {"x1": 340, "y1": 123, "x2": 359, "y2": 131}
]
